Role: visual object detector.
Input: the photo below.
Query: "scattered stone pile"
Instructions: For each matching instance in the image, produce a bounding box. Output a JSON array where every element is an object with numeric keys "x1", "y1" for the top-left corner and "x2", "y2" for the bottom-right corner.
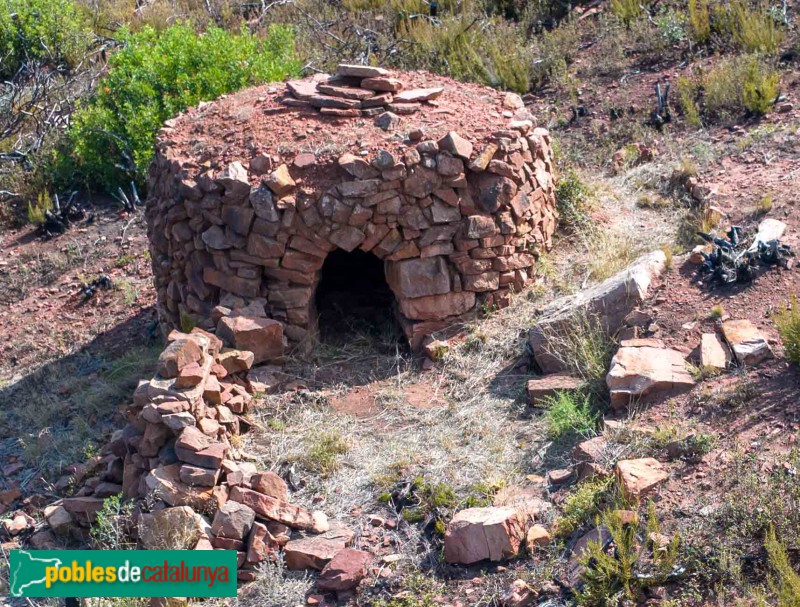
[
  {"x1": 283, "y1": 64, "x2": 444, "y2": 120},
  {"x1": 147, "y1": 65, "x2": 558, "y2": 353},
  {"x1": 37, "y1": 330, "x2": 370, "y2": 594}
]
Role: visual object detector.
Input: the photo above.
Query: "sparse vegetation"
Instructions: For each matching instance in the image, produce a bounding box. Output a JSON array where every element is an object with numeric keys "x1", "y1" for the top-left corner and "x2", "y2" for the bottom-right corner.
[
  {"x1": 301, "y1": 430, "x2": 350, "y2": 477},
  {"x1": 556, "y1": 476, "x2": 614, "y2": 537},
  {"x1": 544, "y1": 391, "x2": 599, "y2": 439},
  {"x1": 556, "y1": 170, "x2": 594, "y2": 229},
  {"x1": 708, "y1": 304, "x2": 726, "y2": 320},
  {"x1": 756, "y1": 193, "x2": 774, "y2": 215},
  {"x1": 90, "y1": 495, "x2": 136, "y2": 550},
  {"x1": 774, "y1": 296, "x2": 800, "y2": 365}
]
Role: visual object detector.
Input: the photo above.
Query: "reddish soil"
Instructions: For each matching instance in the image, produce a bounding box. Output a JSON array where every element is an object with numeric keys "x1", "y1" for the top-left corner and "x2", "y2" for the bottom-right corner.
[
  {"x1": 0, "y1": 207, "x2": 156, "y2": 377},
  {"x1": 168, "y1": 70, "x2": 524, "y2": 176},
  {"x1": 330, "y1": 381, "x2": 446, "y2": 418}
]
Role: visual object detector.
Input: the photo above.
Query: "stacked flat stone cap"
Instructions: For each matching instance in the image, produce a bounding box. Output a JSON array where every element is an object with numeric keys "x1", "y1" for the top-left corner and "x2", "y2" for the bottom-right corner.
[{"x1": 283, "y1": 63, "x2": 444, "y2": 119}]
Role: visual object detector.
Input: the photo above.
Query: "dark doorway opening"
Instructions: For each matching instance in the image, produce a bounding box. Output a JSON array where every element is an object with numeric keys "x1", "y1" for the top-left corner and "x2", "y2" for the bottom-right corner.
[{"x1": 315, "y1": 249, "x2": 401, "y2": 346}]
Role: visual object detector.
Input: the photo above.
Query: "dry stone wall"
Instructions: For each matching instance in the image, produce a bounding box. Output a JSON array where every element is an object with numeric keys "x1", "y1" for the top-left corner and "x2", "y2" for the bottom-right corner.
[{"x1": 146, "y1": 66, "x2": 558, "y2": 353}]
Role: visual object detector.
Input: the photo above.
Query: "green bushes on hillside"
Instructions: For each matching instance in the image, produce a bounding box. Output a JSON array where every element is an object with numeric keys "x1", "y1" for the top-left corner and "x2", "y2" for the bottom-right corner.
[
  {"x1": 678, "y1": 54, "x2": 780, "y2": 124},
  {"x1": 0, "y1": 0, "x2": 93, "y2": 76},
  {"x1": 63, "y1": 23, "x2": 300, "y2": 191},
  {"x1": 398, "y1": 14, "x2": 531, "y2": 93}
]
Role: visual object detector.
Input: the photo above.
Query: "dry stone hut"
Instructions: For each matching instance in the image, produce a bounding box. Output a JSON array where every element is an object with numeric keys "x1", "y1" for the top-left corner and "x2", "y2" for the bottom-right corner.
[{"x1": 146, "y1": 65, "x2": 558, "y2": 355}]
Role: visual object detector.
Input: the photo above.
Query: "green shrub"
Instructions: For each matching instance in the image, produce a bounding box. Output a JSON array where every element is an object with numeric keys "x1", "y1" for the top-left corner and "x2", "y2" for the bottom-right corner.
[
  {"x1": 742, "y1": 58, "x2": 780, "y2": 115},
  {"x1": 577, "y1": 503, "x2": 680, "y2": 606},
  {"x1": 774, "y1": 296, "x2": 800, "y2": 365},
  {"x1": 398, "y1": 14, "x2": 531, "y2": 93},
  {"x1": 0, "y1": 0, "x2": 92, "y2": 77},
  {"x1": 677, "y1": 75, "x2": 703, "y2": 127},
  {"x1": 702, "y1": 55, "x2": 779, "y2": 121},
  {"x1": 765, "y1": 526, "x2": 800, "y2": 607},
  {"x1": 556, "y1": 476, "x2": 613, "y2": 537},
  {"x1": 556, "y1": 170, "x2": 593, "y2": 228},
  {"x1": 611, "y1": 0, "x2": 648, "y2": 27},
  {"x1": 688, "y1": 0, "x2": 711, "y2": 45},
  {"x1": 63, "y1": 23, "x2": 300, "y2": 191},
  {"x1": 544, "y1": 391, "x2": 599, "y2": 439},
  {"x1": 713, "y1": 0, "x2": 785, "y2": 55},
  {"x1": 90, "y1": 495, "x2": 135, "y2": 550}
]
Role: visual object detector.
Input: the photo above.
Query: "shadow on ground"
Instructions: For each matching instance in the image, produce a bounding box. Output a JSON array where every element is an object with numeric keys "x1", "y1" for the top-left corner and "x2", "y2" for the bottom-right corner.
[{"x1": 0, "y1": 306, "x2": 160, "y2": 487}]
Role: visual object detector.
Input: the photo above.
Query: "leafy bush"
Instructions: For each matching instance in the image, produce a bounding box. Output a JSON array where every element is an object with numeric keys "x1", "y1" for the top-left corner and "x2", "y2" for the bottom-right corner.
[
  {"x1": 774, "y1": 296, "x2": 800, "y2": 365},
  {"x1": 544, "y1": 391, "x2": 598, "y2": 439},
  {"x1": 63, "y1": 23, "x2": 300, "y2": 191},
  {"x1": 0, "y1": 0, "x2": 92, "y2": 77},
  {"x1": 655, "y1": 9, "x2": 687, "y2": 46}
]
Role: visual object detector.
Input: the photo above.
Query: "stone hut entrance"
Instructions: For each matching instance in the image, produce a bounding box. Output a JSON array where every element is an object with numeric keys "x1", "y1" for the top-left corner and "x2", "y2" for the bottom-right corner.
[
  {"x1": 146, "y1": 66, "x2": 560, "y2": 360},
  {"x1": 315, "y1": 249, "x2": 397, "y2": 343}
]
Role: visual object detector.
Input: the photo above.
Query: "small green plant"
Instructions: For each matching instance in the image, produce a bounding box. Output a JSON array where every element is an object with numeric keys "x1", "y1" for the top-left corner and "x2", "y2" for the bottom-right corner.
[
  {"x1": 27, "y1": 191, "x2": 53, "y2": 225},
  {"x1": 556, "y1": 170, "x2": 593, "y2": 229},
  {"x1": 372, "y1": 572, "x2": 447, "y2": 607},
  {"x1": 742, "y1": 58, "x2": 780, "y2": 116},
  {"x1": 756, "y1": 194, "x2": 774, "y2": 215},
  {"x1": 179, "y1": 311, "x2": 196, "y2": 333},
  {"x1": 677, "y1": 75, "x2": 703, "y2": 127},
  {"x1": 90, "y1": 495, "x2": 135, "y2": 550},
  {"x1": 544, "y1": 391, "x2": 599, "y2": 439},
  {"x1": 399, "y1": 477, "x2": 459, "y2": 536},
  {"x1": 764, "y1": 526, "x2": 800, "y2": 606},
  {"x1": 708, "y1": 305, "x2": 725, "y2": 320},
  {"x1": 661, "y1": 245, "x2": 674, "y2": 270},
  {"x1": 556, "y1": 476, "x2": 613, "y2": 537},
  {"x1": 577, "y1": 504, "x2": 680, "y2": 606},
  {"x1": 774, "y1": 296, "x2": 800, "y2": 365},
  {"x1": 302, "y1": 431, "x2": 349, "y2": 477}
]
